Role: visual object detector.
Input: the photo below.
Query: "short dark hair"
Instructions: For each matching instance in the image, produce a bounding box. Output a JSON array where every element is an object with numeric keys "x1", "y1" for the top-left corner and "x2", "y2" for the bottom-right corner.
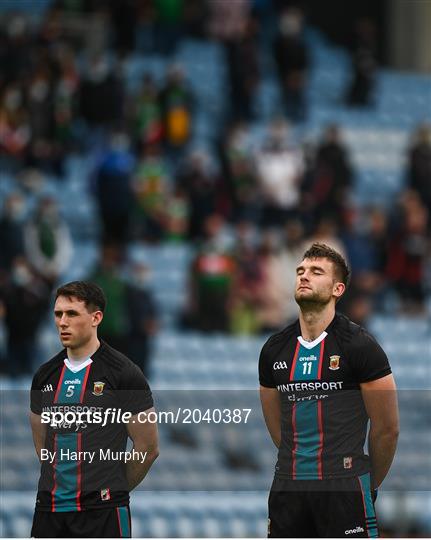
[
  {"x1": 55, "y1": 281, "x2": 106, "y2": 313},
  {"x1": 302, "y1": 243, "x2": 350, "y2": 287}
]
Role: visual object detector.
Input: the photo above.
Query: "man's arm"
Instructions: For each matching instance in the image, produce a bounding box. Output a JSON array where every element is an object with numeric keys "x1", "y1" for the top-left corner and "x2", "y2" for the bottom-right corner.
[
  {"x1": 126, "y1": 407, "x2": 159, "y2": 491},
  {"x1": 361, "y1": 374, "x2": 399, "y2": 489},
  {"x1": 30, "y1": 412, "x2": 47, "y2": 463},
  {"x1": 260, "y1": 386, "x2": 281, "y2": 448}
]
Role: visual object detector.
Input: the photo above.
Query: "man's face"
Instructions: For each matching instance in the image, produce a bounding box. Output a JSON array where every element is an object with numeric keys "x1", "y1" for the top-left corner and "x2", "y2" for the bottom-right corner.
[
  {"x1": 294, "y1": 257, "x2": 344, "y2": 308},
  {"x1": 54, "y1": 295, "x2": 102, "y2": 351}
]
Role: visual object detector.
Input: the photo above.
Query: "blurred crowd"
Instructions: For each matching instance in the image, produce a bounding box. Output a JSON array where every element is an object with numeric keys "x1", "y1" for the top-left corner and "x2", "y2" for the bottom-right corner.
[{"x1": 0, "y1": 0, "x2": 430, "y2": 378}]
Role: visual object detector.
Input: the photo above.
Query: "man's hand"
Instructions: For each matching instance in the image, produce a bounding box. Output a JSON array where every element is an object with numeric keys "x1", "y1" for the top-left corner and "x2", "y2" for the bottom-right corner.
[
  {"x1": 260, "y1": 386, "x2": 281, "y2": 448},
  {"x1": 361, "y1": 374, "x2": 399, "y2": 489},
  {"x1": 126, "y1": 407, "x2": 159, "y2": 491}
]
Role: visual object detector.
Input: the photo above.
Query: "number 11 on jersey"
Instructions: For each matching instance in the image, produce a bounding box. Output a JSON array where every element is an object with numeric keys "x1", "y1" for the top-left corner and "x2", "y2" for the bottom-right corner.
[{"x1": 302, "y1": 362, "x2": 312, "y2": 375}]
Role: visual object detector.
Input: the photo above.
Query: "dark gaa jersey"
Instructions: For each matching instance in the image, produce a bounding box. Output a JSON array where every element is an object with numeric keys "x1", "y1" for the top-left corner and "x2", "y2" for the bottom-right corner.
[
  {"x1": 30, "y1": 341, "x2": 153, "y2": 512},
  {"x1": 259, "y1": 313, "x2": 391, "y2": 481}
]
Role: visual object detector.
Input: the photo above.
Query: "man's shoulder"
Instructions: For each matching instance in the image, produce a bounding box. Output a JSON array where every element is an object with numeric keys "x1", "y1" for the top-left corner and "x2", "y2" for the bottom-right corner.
[
  {"x1": 98, "y1": 341, "x2": 146, "y2": 382},
  {"x1": 31, "y1": 350, "x2": 66, "y2": 384},
  {"x1": 98, "y1": 341, "x2": 135, "y2": 370},
  {"x1": 261, "y1": 321, "x2": 299, "y2": 354},
  {"x1": 331, "y1": 313, "x2": 380, "y2": 352}
]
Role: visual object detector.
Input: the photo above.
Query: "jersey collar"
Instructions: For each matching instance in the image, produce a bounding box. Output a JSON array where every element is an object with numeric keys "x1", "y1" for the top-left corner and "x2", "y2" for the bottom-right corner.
[
  {"x1": 64, "y1": 357, "x2": 93, "y2": 373},
  {"x1": 297, "y1": 331, "x2": 327, "y2": 349}
]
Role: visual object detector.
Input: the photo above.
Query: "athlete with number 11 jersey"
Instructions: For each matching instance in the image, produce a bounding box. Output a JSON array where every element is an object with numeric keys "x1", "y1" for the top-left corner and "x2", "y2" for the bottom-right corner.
[{"x1": 259, "y1": 243, "x2": 399, "y2": 538}]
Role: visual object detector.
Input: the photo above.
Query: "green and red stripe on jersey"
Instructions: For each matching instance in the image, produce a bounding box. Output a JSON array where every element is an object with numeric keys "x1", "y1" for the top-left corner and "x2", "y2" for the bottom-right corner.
[
  {"x1": 51, "y1": 363, "x2": 91, "y2": 512},
  {"x1": 290, "y1": 337, "x2": 325, "y2": 480},
  {"x1": 116, "y1": 506, "x2": 131, "y2": 537},
  {"x1": 358, "y1": 473, "x2": 378, "y2": 538}
]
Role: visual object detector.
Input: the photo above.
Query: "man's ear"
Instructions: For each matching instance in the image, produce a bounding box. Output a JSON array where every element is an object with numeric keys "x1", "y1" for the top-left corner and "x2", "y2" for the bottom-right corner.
[
  {"x1": 333, "y1": 282, "x2": 346, "y2": 299},
  {"x1": 92, "y1": 311, "x2": 104, "y2": 327}
]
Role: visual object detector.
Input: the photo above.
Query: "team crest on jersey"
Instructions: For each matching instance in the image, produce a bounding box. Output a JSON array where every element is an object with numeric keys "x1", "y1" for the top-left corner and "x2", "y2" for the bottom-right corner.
[
  {"x1": 101, "y1": 488, "x2": 111, "y2": 501},
  {"x1": 92, "y1": 382, "x2": 105, "y2": 396},
  {"x1": 329, "y1": 355, "x2": 340, "y2": 370}
]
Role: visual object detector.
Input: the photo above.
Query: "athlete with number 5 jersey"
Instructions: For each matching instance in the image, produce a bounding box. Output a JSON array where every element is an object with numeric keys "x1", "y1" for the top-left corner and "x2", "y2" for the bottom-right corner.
[
  {"x1": 259, "y1": 243, "x2": 399, "y2": 538},
  {"x1": 30, "y1": 281, "x2": 159, "y2": 538}
]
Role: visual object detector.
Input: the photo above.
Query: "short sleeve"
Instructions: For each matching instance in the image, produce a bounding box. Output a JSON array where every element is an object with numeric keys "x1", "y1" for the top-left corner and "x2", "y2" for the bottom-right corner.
[
  {"x1": 30, "y1": 369, "x2": 43, "y2": 415},
  {"x1": 259, "y1": 340, "x2": 276, "y2": 388},
  {"x1": 119, "y1": 362, "x2": 154, "y2": 415},
  {"x1": 351, "y1": 332, "x2": 392, "y2": 383}
]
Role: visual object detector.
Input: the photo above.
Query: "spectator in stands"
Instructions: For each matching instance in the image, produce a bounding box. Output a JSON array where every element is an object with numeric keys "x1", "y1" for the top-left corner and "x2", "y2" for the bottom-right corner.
[
  {"x1": 303, "y1": 124, "x2": 353, "y2": 227},
  {"x1": 131, "y1": 143, "x2": 171, "y2": 242},
  {"x1": 80, "y1": 54, "x2": 124, "y2": 128},
  {"x1": 254, "y1": 230, "x2": 287, "y2": 333},
  {"x1": 0, "y1": 257, "x2": 50, "y2": 376},
  {"x1": 24, "y1": 196, "x2": 73, "y2": 284},
  {"x1": 360, "y1": 207, "x2": 390, "y2": 310},
  {"x1": 125, "y1": 261, "x2": 158, "y2": 374},
  {"x1": 346, "y1": 18, "x2": 377, "y2": 106},
  {"x1": 207, "y1": 0, "x2": 250, "y2": 43},
  {"x1": 177, "y1": 149, "x2": 219, "y2": 240},
  {"x1": 0, "y1": 192, "x2": 26, "y2": 273},
  {"x1": 90, "y1": 244, "x2": 129, "y2": 352},
  {"x1": 27, "y1": 64, "x2": 54, "y2": 141},
  {"x1": 164, "y1": 184, "x2": 190, "y2": 241},
  {"x1": 160, "y1": 65, "x2": 193, "y2": 161},
  {"x1": 225, "y1": 14, "x2": 260, "y2": 121},
  {"x1": 230, "y1": 221, "x2": 263, "y2": 334},
  {"x1": 1, "y1": 13, "x2": 32, "y2": 82},
  {"x1": 131, "y1": 74, "x2": 164, "y2": 149},
  {"x1": 340, "y1": 207, "x2": 389, "y2": 313},
  {"x1": 186, "y1": 214, "x2": 235, "y2": 332},
  {"x1": 408, "y1": 123, "x2": 431, "y2": 210},
  {"x1": 255, "y1": 118, "x2": 304, "y2": 227},
  {"x1": 365, "y1": 208, "x2": 391, "y2": 277},
  {"x1": 273, "y1": 6, "x2": 309, "y2": 122},
  {"x1": 308, "y1": 217, "x2": 347, "y2": 259},
  {"x1": 52, "y1": 44, "x2": 80, "y2": 152},
  {"x1": 94, "y1": 131, "x2": 135, "y2": 244},
  {"x1": 0, "y1": 82, "x2": 31, "y2": 166},
  {"x1": 386, "y1": 191, "x2": 429, "y2": 312},
  {"x1": 221, "y1": 122, "x2": 260, "y2": 223}
]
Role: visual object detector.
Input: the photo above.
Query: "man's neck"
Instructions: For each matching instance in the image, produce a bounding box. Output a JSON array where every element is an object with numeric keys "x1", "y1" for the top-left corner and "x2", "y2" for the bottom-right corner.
[
  {"x1": 299, "y1": 305, "x2": 335, "y2": 342},
  {"x1": 67, "y1": 338, "x2": 100, "y2": 362}
]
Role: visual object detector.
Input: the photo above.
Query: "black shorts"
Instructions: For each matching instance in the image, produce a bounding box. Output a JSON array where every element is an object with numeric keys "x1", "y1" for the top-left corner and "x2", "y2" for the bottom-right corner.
[
  {"x1": 268, "y1": 473, "x2": 378, "y2": 538},
  {"x1": 31, "y1": 506, "x2": 131, "y2": 538}
]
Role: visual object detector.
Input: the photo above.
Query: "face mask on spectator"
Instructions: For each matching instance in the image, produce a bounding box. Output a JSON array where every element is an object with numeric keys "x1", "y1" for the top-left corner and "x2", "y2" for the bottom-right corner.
[
  {"x1": 280, "y1": 13, "x2": 302, "y2": 37},
  {"x1": 12, "y1": 264, "x2": 32, "y2": 287},
  {"x1": 131, "y1": 268, "x2": 151, "y2": 289},
  {"x1": 6, "y1": 200, "x2": 25, "y2": 221}
]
